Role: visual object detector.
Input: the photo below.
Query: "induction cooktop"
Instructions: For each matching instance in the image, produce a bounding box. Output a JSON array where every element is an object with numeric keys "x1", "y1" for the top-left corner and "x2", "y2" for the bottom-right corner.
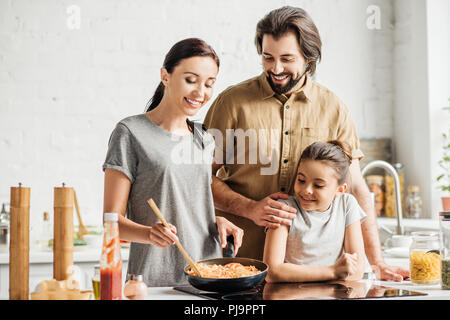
[{"x1": 174, "y1": 281, "x2": 428, "y2": 300}]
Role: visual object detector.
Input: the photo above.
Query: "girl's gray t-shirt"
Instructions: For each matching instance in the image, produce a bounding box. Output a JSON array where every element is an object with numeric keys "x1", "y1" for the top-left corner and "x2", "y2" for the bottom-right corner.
[
  {"x1": 279, "y1": 193, "x2": 366, "y2": 267},
  {"x1": 102, "y1": 114, "x2": 222, "y2": 287}
]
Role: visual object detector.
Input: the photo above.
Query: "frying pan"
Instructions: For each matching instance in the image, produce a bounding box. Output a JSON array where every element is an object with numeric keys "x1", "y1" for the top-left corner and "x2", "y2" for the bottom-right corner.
[{"x1": 184, "y1": 257, "x2": 268, "y2": 293}]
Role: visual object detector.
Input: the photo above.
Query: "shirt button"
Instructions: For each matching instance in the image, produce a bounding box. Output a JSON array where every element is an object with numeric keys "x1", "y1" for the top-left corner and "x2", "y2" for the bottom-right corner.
[
  {"x1": 283, "y1": 159, "x2": 288, "y2": 163},
  {"x1": 285, "y1": 105, "x2": 290, "y2": 110},
  {"x1": 281, "y1": 187, "x2": 286, "y2": 192},
  {"x1": 284, "y1": 131, "x2": 289, "y2": 135}
]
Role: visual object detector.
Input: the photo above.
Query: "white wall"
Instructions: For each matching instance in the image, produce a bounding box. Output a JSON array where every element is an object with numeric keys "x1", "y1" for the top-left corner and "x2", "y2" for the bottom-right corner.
[
  {"x1": 2, "y1": 0, "x2": 440, "y2": 239},
  {"x1": 313, "y1": 0, "x2": 395, "y2": 139},
  {"x1": 426, "y1": 0, "x2": 450, "y2": 217},
  {"x1": 393, "y1": 0, "x2": 450, "y2": 218},
  {"x1": 393, "y1": 0, "x2": 431, "y2": 216}
]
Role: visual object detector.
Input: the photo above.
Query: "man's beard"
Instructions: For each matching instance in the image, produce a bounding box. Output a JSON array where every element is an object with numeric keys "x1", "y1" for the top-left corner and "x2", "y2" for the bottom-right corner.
[
  {"x1": 266, "y1": 67, "x2": 308, "y2": 95},
  {"x1": 267, "y1": 72, "x2": 301, "y2": 95}
]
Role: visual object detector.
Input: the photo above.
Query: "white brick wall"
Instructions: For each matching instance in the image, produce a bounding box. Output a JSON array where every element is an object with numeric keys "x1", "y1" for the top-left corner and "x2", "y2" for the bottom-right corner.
[
  {"x1": 393, "y1": 0, "x2": 450, "y2": 218},
  {"x1": 427, "y1": 0, "x2": 450, "y2": 217},
  {"x1": 0, "y1": 0, "x2": 396, "y2": 240}
]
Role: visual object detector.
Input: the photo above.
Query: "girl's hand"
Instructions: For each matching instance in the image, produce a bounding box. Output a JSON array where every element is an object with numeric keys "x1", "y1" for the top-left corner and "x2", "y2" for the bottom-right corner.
[
  {"x1": 216, "y1": 216, "x2": 243, "y2": 256},
  {"x1": 148, "y1": 222, "x2": 178, "y2": 248},
  {"x1": 333, "y1": 253, "x2": 358, "y2": 280}
]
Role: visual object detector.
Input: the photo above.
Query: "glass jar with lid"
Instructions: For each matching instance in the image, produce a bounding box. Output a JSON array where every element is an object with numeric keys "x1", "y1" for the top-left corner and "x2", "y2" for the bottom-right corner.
[
  {"x1": 124, "y1": 274, "x2": 147, "y2": 300},
  {"x1": 385, "y1": 163, "x2": 405, "y2": 218},
  {"x1": 405, "y1": 185, "x2": 422, "y2": 219},
  {"x1": 365, "y1": 175, "x2": 385, "y2": 216},
  {"x1": 439, "y1": 212, "x2": 450, "y2": 289},
  {"x1": 409, "y1": 231, "x2": 441, "y2": 285}
]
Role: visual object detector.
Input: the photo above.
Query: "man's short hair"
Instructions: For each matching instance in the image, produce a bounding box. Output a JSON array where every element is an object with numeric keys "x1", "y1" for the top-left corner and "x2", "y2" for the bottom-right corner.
[{"x1": 255, "y1": 6, "x2": 322, "y2": 76}]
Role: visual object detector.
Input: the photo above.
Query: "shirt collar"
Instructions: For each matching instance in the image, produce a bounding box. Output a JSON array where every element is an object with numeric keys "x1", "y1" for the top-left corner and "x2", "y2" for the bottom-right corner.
[
  {"x1": 258, "y1": 72, "x2": 313, "y2": 102},
  {"x1": 259, "y1": 73, "x2": 275, "y2": 100}
]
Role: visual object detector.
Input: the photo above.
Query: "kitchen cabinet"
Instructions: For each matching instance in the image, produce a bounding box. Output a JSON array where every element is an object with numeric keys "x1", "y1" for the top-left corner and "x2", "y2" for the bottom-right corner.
[{"x1": 0, "y1": 247, "x2": 129, "y2": 299}]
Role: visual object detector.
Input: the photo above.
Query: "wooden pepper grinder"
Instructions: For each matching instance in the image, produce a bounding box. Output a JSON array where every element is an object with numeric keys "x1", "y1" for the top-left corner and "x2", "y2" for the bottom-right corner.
[
  {"x1": 9, "y1": 182, "x2": 30, "y2": 300},
  {"x1": 53, "y1": 183, "x2": 74, "y2": 281}
]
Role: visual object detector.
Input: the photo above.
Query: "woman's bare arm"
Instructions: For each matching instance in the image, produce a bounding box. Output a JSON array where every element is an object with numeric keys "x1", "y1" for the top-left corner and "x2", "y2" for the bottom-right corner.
[{"x1": 103, "y1": 168, "x2": 178, "y2": 246}]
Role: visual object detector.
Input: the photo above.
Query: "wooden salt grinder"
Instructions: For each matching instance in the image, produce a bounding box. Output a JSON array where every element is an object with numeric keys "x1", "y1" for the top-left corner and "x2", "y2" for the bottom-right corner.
[
  {"x1": 9, "y1": 183, "x2": 30, "y2": 300},
  {"x1": 53, "y1": 183, "x2": 74, "y2": 281}
]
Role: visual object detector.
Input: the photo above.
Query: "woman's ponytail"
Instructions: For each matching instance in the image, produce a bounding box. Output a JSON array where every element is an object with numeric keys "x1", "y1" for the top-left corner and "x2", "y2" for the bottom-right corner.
[{"x1": 145, "y1": 81, "x2": 165, "y2": 112}]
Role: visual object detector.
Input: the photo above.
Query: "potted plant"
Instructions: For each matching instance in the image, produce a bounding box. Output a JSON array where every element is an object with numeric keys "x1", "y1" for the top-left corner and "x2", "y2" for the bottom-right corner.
[{"x1": 437, "y1": 99, "x2": 450, "y2": 211}]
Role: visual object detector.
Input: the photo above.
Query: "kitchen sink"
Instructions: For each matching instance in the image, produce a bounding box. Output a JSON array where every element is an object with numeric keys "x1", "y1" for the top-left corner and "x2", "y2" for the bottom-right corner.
[{"x1": 378, "y1": 217, "x2": 439, "y2": 246}]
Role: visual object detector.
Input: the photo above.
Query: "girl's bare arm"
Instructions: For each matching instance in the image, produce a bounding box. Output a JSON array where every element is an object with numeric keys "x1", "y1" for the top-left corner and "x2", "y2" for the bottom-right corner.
[{"x1": 263, "y1": 225, "x2": 336, "y2": 283}]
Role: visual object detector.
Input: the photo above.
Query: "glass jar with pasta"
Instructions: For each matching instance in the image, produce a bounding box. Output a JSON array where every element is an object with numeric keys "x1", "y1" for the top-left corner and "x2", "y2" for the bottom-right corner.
[
  {"x1": 365, "y1": 175, "x2": 385, "y2": 217},
  {"x1": 439, "y1": 212, "x2": 450, "y2": 289},
  {"x1": 409, "y1": 231, "x2": 441, "y2": 285}
]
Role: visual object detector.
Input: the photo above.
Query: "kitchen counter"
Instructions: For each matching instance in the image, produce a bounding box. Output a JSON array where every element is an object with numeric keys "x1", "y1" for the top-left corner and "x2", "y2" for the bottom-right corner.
[
  {"x1": 0, "y1": 245, "x2": 130, "y2": 299},
  {"x1": 377, "y1": 217, "x2": 439, "y2": 230},
  {"x1": 0, "y1": 246, "x2": 129, "y2": 264},
  {"x1": 140, "y1": 254, "x2": 448, "y2": 300},
  {"x1": 143, "y1": 280, "x2": 450, "y2": 300},
  {"x1": 0, "y1": 246, "x2": 447, "y2": 300},
  {"x1": 377, "y1": 217, "x2": 440, "y2": 246}
]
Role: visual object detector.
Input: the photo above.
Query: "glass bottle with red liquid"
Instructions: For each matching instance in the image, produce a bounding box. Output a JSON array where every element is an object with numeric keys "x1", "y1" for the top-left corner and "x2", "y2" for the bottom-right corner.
[{"x1": 100, "y1": 212, "x2": 122, "y2": 300}]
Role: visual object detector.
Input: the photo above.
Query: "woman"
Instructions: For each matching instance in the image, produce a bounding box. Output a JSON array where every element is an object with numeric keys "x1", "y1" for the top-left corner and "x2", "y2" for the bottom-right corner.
[{"x1": 102, "y1": 38, "x2": 243, "y2": 287}]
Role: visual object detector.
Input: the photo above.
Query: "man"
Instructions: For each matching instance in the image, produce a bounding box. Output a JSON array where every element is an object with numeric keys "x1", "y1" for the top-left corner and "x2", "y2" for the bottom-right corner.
[{"x1": 204, "y1": 6, "x2": 409, "y2": 281}]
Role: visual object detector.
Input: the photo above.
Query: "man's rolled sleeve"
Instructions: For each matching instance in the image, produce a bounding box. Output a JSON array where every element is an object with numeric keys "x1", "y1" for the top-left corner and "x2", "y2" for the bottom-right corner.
[{"x1": 336, "y1": 105, "x2": 364, "y2": 161}]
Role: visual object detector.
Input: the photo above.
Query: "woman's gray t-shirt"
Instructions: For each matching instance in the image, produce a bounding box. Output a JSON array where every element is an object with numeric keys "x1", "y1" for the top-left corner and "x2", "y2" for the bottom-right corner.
[
  {"x1": 279, "y1": 193, "x2": 366, "y2": 267},
  {"x1": 102, "y1": 114, "x2": 222, "y2": 286}
]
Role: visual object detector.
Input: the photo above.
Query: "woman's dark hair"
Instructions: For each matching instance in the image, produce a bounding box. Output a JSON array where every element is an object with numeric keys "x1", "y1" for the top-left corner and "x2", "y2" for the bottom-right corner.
[
  {"x1": 255, "y1": 6, "x2": 322, "y2": 76},
  {"x1": 300, "y1": 140, "x2": 352, "y2": 184},
  {"x1": 145, "y1": 37, "x2": 219, "y2": 115},
  {"x1": 145, "y1": 38, "x2": 219, "y2": 146}
]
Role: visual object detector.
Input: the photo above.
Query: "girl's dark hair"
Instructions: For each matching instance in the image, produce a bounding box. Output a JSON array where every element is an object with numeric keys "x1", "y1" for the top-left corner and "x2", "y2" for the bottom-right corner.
[
  {"x1": 300, "y1": 140, "x2": 352, "y2": 184},
  {"x1": 145, "y1": 38, "x2": 220, "y2": 134},
  {"x1": 255, "y1": 6, "x2": 322, "y2": 76}
]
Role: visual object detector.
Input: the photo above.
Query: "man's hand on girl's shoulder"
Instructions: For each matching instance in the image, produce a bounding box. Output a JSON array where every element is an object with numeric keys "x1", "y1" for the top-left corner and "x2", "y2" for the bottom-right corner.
[{"x1": 245, "y1": 192, "x2": 297, "y2": 229}]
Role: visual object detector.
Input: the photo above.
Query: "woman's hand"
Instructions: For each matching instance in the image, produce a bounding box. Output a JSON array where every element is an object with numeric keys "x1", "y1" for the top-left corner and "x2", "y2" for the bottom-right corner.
[
  {"x1": 216, "y1": 216, "x2": 243, "y2": 256},
  {"x1": 148, "y1": 222, "x2": 179, "y2": 248},
  {"x1": 333, "y1": 253, "x2": 358, "y2": 280}
]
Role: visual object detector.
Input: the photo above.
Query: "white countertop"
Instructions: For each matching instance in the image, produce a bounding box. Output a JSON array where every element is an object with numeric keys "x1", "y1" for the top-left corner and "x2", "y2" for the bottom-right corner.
[
  {"x1": 140, "y1": 254, "x2": 448, "y2": 300},
  {"x1": 1, "y1": 242, "x2": 447, "y2": 300},
  {"x1": 377, "y1": 217, "x2": 439, "y2": 230},
  {"x1": 0, "y1": 245, "x2": 129, "y2": 264},
  {"x1": 143, "y1": 280, "x2": 450, "y2": 300},
  {"x1": 0, "y1": 253, "x2": 447, "y2": 300}
]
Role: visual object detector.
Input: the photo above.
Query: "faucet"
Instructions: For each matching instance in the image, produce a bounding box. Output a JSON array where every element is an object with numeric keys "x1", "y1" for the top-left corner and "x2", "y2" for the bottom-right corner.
[{"x1": 361, "y1": 160, "x2": 404, "y2": 235}]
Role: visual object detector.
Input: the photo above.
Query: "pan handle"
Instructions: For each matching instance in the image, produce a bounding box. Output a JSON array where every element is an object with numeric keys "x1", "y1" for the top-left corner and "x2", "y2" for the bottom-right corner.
[{"x1": 223, "y1": 235, "x2": 235, "y2": 258}]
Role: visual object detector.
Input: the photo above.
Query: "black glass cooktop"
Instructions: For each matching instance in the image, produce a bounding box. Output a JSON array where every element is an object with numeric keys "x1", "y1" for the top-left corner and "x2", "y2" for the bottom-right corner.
[{"x1": 174, "y1": 281, "x2": 428, "y2": 300}]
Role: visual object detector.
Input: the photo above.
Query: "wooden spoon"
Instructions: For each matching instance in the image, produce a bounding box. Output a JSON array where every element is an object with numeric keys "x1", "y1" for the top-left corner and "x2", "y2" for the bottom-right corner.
[
  {"x1": 73, "y1": 190, "x2": 89, "y2": 239},
  {"x1": 147, "y1": 198, "x2": 202, "y2": 277}
]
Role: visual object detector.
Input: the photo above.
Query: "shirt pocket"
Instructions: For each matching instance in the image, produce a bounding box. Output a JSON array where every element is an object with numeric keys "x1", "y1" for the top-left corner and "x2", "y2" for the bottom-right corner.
[{"x1": 300, "y1": 127, "x2": 330, "y2": 151}]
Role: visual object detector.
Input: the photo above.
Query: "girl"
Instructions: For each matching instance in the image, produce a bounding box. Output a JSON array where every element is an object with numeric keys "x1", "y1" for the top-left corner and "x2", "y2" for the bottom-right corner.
[
  {"x1": 263, "y1": 140, "x2": 366, "y2": 282},
  {"x1": 103, "y1": 38, "x2": 243, "y2": 287}
]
